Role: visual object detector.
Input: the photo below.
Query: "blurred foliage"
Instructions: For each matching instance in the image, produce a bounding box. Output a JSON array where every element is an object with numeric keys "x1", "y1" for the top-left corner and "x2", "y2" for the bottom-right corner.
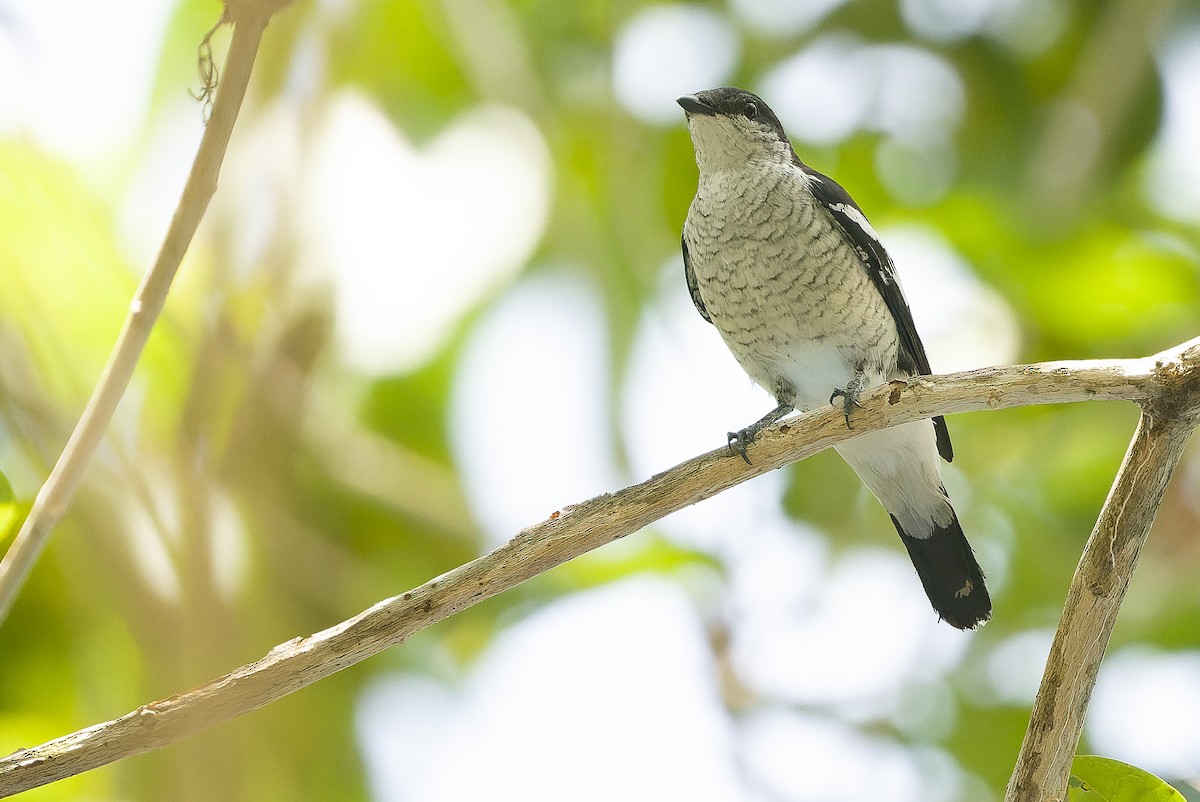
[{"x1": 1, "y1": 0, "x2": 1199, "y2": 800}]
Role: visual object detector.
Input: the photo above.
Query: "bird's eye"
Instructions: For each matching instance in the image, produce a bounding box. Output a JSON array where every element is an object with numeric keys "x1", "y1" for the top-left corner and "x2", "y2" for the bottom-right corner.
[{"x1": 744, "y1": 102, "x2": 758, "y2": 119}]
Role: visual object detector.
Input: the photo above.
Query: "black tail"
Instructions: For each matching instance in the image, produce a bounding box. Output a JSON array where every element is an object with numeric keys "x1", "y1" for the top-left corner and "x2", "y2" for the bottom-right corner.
[{"x1": 890, "y1": 512, "x2": 991, "y2": 629}]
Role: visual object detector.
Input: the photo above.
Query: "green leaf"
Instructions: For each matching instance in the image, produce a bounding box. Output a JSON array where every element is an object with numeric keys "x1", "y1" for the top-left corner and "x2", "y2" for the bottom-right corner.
[
  {"x1": 0, "y1": 469, "x2": 15, "y2": 543},
  {"x1": 1069, "y1": 755, "x2": 1186, "y2": 801}
]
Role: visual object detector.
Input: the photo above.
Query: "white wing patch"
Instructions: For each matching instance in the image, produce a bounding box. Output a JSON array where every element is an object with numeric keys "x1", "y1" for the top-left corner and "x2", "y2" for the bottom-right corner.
[{"x1": 829, "y1": 202, "x2": 890, "y2": 285}]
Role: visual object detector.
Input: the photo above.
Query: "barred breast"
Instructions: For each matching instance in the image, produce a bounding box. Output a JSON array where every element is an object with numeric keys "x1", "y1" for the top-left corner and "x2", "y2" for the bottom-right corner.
[{"x1": 682, "y1": 160, "x2": 900, "y2": 410}]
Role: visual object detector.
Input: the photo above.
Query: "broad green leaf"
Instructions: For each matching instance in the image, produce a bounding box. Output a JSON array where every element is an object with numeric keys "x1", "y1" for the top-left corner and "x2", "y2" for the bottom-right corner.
[{"x1": 1069, "y1": 755, "x2": 1186, "y2": 801}]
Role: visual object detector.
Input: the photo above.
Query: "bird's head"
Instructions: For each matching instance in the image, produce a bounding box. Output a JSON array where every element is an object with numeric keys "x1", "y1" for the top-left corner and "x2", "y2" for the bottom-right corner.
[{"x1": 677, "y1": 87, "x2": 795, "y2": 173}]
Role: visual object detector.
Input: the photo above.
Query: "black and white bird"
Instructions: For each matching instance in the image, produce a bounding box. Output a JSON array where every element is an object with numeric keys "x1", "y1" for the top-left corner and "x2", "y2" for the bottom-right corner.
[{"x1": 677, "y1": 87, "x2": 990, "y2": 629}]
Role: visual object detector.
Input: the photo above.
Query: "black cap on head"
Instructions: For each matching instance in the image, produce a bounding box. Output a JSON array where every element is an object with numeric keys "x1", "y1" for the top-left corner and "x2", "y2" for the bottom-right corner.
[{"x1": 677, "y1": 87, "x2": 789, "y2": 143}]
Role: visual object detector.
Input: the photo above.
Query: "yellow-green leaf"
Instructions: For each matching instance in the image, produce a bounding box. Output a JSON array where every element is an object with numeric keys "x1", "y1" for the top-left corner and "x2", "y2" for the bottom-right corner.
[
  {"x1": 0, "y1": 469, "x2": 15, "y2": 543},
  {"x1": 1069, "y1": 755, "x2": 1186, "y2": 802}
]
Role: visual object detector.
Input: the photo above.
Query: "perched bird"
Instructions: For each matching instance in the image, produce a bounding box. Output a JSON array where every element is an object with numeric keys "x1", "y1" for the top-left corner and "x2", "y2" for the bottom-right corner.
[{"x1": 677, "y1": 87, "x2": 990, "y2": 629}]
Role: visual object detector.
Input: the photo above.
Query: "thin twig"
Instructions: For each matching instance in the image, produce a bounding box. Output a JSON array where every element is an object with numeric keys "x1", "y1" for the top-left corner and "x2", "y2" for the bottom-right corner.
[
  {"x1": 0, "y1": 5, "x2": 276, "y2": 625},
  {"x1": 1, "y1": 339, "x2": 1197, "y2": 797}
]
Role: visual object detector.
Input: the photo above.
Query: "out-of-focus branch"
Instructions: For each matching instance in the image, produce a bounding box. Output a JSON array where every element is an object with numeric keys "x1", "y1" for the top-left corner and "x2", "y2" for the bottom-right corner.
[
  {"x1": 1006, "y1": 343, "x2": 1200, "y2": 802},
  {"x1": 0, "y1": 0, "x2": 295, "y2": 625},
  {"x1": 1028, "y1": 0, "x2": 1181, "y2": 224},
  {"x1": 1, "y1": 336, "x2": 1197, "y2": 797}
]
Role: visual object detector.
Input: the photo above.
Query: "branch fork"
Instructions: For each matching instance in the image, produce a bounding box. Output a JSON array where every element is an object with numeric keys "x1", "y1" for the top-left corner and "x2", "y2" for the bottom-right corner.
[
  {"x1": 1, "y1": 337, "x2": 1197, "y2": 797},
  {"x1": 0, "y1": 0, "x2": 1194, "y2": 794}
]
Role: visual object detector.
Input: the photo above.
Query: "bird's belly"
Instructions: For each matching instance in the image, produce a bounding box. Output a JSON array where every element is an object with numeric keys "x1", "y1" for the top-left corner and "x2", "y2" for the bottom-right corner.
[
  {"x1": 766, "y1": 339, "x2": 859, "y2": 410},
  {"x1": 697, "y1": 246, "x2": 898, "y2": 409},
  {"x1": 723, "y1": 324, "x2": 893, "y2": 410}
]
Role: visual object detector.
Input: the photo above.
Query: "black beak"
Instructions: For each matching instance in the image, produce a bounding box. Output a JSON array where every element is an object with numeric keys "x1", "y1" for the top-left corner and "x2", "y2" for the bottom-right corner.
[{"x1": 677, "y1": 94, "x2": 715, "y2": 116}]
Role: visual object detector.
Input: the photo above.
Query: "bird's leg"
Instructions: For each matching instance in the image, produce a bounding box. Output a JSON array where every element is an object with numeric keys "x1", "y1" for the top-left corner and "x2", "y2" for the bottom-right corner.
[
  {"x1": 829, "y1": 372, "x2": 867, "y2": 429},
  {"x1": 728, "y1": 402, "x2": 794, "y2": 465}
]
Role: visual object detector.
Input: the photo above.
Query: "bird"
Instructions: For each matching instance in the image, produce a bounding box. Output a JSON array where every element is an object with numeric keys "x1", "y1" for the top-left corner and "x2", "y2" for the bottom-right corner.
[{"x1": 677, "y1": 86, "x2": 990, "y2": 629}]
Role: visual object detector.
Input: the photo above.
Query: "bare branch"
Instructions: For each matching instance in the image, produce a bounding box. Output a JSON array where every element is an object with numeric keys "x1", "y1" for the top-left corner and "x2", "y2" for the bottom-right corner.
[
  {"x1": 1, "y1": 337, "x2": 1197, "y2": 797},
  {"x1": 1005, "y1": 346, "x2": 1200, "y2": 801},
  {"x1": 0, "y1": 2, "x2": 289, "y2": 625}
]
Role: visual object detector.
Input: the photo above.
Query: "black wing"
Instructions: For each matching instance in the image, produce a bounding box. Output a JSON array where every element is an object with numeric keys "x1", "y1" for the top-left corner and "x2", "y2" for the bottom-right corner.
[
  {"x1": 804, "y1": 168, "x2": 953, "y2": 462},
  {"x1": 682, "y1": 234, "x2": 712, "y2": 324}
]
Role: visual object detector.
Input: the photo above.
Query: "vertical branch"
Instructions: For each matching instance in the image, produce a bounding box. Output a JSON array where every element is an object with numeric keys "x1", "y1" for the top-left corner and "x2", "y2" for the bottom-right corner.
[
  {"x1": 0, "y1": 6, "x2": 280, "y2": 625},
  {"x1": 1005, "y1": 411, "x2": 1197, "y2": 802}
]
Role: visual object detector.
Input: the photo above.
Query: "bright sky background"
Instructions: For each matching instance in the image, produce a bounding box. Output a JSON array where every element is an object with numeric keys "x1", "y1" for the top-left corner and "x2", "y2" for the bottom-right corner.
[{"x1": 4, "y1": 0, "x2": 1200, "y2": 797}]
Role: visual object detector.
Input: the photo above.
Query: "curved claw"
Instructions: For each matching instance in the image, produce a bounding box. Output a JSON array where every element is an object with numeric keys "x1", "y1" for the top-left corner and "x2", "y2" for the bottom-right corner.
[
  {"x1": 830, "y1": 383, "x2": 866, "y2": 429},
  {"x1": 727, "y1": 429, "x2": 754, "y2": 465},
  {"x1": 726, "y1": 402, "x2": 793, "y2": 465}
]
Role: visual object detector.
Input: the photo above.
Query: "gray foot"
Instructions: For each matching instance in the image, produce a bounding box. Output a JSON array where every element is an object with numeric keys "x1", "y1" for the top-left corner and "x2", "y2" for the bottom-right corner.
[
  {"x1": 829, "y1": 375, "x2": 867, "y2": 428},
  {"x1": 728, "y1": 402, "x2": 794, "y2": 464}
]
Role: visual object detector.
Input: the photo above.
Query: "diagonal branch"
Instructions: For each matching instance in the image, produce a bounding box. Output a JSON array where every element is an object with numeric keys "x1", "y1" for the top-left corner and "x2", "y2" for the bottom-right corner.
[
  {"x1": 1, "y1": 336, "x2": 1197, "y2": 797},
  {"x1": 0, "y1": 0, "x2": 293, "y2": 625},
  {"x1": 1006, "y1": 349, "x2": 1200, "y2": 801}
]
